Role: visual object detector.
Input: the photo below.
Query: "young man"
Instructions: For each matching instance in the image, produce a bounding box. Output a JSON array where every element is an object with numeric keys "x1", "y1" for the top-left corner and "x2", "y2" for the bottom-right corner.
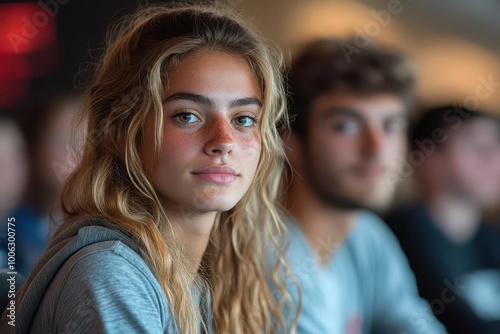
[
  {"x1": 280, "y1": 38, "x2": 446, "y2": 333},
  {"x1": 386, "y1": 106, "x2": 500, "y2": 334}
]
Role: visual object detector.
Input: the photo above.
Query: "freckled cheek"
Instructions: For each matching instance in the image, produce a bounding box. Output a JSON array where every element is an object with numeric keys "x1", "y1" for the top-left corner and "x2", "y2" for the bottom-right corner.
[
  {"x1": 236, "y1": 135, "x2": 261, "y2": 171},
  {"x1": 159, "y1": 131, "x2": 203, "y2": 166}
]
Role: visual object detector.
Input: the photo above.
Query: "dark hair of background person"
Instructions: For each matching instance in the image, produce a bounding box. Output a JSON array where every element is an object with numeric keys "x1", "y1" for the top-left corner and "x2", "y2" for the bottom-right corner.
[
  {"x1": 409, "y1": 104, "x2": 500, "y2": 151},
  {"x1": 286, "y1": 37, "x2": 418, "y2": 140}
]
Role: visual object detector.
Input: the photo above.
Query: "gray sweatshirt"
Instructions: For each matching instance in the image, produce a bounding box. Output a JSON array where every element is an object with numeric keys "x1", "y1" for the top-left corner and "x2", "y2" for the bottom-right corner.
[{"x1": 0, "y1": 218, "x2": 212, "y2": 333}]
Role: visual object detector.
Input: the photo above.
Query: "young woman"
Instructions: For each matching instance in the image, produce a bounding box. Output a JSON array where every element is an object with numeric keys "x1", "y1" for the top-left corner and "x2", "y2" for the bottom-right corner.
[{"x1": 0, "y1": 4, "x2": 297, "y2": 334}]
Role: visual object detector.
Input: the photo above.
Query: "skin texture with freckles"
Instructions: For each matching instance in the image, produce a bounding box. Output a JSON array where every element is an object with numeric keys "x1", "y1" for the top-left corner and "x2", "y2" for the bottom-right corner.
[{"x1": 139, "y1": 50, "x2": 262, "y2": 261}]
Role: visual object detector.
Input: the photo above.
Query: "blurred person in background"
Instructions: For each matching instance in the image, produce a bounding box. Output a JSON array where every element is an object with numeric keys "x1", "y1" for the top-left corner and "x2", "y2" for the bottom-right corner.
[
  {"x1": 386, "y1": 105, "x2": 500, "y2": 334},
  {"x1": 485, "y1": 200, "x2": 500, "y2": 224},
  {"x1": 4, "y1": 94, "x2": 80, "y2": 276},
  {"x1": 0, "y1": 116, "x2": 28, "y2": 269},
  {"x1": 278, "y1": 38, "x2": 446, "y2": 333}
]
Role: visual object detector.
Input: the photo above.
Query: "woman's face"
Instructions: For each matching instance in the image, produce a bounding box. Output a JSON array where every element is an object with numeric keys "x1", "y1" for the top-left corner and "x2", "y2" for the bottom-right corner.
[{"x1": 141, "y1": 50, "x2": 262, "y2": 214}]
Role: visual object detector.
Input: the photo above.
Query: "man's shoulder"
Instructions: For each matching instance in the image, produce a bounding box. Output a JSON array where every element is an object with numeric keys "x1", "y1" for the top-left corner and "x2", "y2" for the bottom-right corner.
[
  {"x1": 343, "y1": 211, "x2": 408, "y2": 265},
  {"x1": 351, "y1": 211, "x2": 396, "y2": 242}
]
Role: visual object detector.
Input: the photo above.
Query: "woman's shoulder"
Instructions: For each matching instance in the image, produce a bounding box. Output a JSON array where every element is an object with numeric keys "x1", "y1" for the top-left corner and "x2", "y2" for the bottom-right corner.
[
  {"x1": 67, "y1": 239, "x2": 150, "y2": 272},
  {"x1": 42, "y1": 240, "x2": 176, "y2": 333},
  {"x1": 57, "y1": 239, "x2": 166, "y2": 304}
]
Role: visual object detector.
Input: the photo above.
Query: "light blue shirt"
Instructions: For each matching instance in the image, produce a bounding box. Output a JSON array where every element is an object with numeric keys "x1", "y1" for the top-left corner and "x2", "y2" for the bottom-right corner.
[{"x1": 283, "y1": 211, "x2": 447, "y2": 334}]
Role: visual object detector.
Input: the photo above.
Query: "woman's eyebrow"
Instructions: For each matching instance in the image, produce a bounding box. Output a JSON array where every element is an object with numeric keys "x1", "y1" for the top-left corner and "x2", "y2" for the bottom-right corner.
[
  {"x1": 163, "y1": 92, "x2": 261, "y2": 109},
  {"x1": 229, "y1": 97, "x2": 262, "y2": 108},
  {"x1": 163, "y1": 92, "x2": 214, "y2": 107}
]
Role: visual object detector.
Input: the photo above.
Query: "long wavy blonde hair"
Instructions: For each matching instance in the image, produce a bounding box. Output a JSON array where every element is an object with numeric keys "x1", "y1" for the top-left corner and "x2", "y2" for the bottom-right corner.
[{"x1": 58, "y1": 3, "x2": 298, "y2": 334}]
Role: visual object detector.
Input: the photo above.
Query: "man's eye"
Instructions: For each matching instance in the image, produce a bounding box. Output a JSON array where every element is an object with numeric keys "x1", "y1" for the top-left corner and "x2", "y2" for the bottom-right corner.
[
  {"x1": 173, "y1": 112, "x2": 199, "y2": 124},
  {"x1": 385, "y1": 120, "x2": 405, "y2": 134},
  {"x1": 234, "y1": 115, "x2": 256, "y2": 127},
  {"x1": 333, "y1": 120, "x2": 359, "y2": 134}
]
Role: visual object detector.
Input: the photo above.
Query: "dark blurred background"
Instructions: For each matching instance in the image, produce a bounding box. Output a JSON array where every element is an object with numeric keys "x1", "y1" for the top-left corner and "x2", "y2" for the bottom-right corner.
[
  {"x1": 2, "y1": 0, "x2": 500, "y2": 115},
  {"x1": 0, "y1": 0, "x2": 175, "y2": 114}
]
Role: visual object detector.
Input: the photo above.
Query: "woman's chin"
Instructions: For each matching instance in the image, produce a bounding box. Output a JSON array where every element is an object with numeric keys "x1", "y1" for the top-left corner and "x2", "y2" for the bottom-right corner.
[
  {"x1": 185, "y1": 188, "x2": 244, "y2": 213},
  {"x1": 193, "y1": 200, "x2": 238, "y2": 213}
]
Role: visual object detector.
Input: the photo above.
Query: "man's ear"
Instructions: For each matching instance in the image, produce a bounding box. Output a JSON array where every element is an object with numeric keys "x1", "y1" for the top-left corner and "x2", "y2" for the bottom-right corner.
[{"x1": 281, "y1": 131, "x2": 304, "y2": 169}]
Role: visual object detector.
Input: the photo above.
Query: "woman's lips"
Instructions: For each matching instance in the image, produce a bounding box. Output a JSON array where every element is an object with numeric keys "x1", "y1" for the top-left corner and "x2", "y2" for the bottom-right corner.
[{"x1": 192, "y1": 165, "x2": 238, "y2": 184}]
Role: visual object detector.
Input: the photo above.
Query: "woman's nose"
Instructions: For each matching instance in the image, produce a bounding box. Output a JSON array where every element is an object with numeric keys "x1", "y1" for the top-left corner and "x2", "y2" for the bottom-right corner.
[{"x1": 204, "y1": 115, "x2": 235, "y2": 156}]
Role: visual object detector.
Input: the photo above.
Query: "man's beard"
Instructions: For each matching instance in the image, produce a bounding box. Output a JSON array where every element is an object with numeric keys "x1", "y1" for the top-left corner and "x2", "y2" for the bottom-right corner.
[
  {"x1": 303, "y1": 154, "x2": 387, "y2": 212},
  {"x1": 306, "y1": 170, "x2": 373, "y2": 211}
]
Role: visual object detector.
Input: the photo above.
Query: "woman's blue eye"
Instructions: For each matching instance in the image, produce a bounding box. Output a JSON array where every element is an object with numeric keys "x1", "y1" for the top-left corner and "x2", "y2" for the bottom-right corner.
[
  {"x1": 174, "y1": 112, "x2": 199, "y2": 124},
  {"x1": 234, "y1": 115, "x2": 255, "y2": 127}
]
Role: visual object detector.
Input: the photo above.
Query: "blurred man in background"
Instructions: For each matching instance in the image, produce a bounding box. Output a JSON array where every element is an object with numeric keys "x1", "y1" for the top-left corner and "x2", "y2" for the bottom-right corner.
[
  {"x1": 279, "y1": 38, "x2": 446, "y2": 333},
  {"x1": 386, "y1": 105, "x2": 500, "y2": 334}
]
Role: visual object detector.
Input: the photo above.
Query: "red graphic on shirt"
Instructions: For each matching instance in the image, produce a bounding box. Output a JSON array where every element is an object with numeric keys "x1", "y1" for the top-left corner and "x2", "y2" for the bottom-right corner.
[{"x1": 346, "y1": 314, "x2": 362, "y2": 334}]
